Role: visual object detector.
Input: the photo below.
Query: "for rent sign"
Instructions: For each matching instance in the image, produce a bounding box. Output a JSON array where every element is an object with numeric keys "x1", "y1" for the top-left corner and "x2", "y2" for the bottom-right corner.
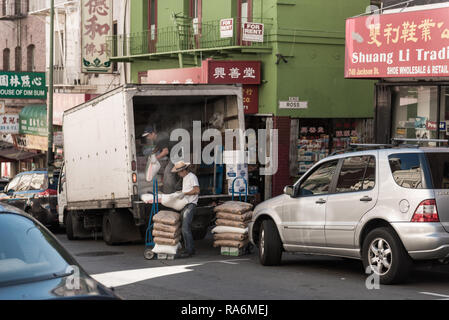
[{"x1": 345, "y1": 7, "x2": 449, "y2": 78}]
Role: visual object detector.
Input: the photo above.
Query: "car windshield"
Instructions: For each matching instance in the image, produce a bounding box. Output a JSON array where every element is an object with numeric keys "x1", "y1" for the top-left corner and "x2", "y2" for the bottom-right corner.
[{"x1": 0, "y1": 214, "x2": 74, "y2": 287}]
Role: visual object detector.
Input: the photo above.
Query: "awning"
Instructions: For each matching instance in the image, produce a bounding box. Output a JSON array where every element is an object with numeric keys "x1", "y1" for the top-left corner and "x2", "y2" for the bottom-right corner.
[
  {"x1": 0, "y1": 147, "x2": 39, "y2": 162},
  {"x1": 19, "y1": 105, "x2": 47, "y2": 137}
]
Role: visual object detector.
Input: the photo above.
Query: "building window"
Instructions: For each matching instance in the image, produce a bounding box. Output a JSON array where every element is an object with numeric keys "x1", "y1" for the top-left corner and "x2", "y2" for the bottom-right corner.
[
  {"x1": 15, "y1": 46, "x2": 21, "y2": 71},
  {"x1": 147, "y1": 0, "x2": 157, "y2": 53},
  {"x1": 3, "y1": 48, "x2": 10, "y2": 71},
  {"x1": 27, "y1": 44, "x2": 34, "y2": 71},
  {"x1": 14, "y1": 0, "x2": 20, "y2": 15},
  {"x1": 237, "y1": 0, "x2": 252, "y2": 44},
  {"x1": 2, "y1": 0, "x2": 6, "y2": 16},
  {"x1": 112, "y1": 21, "x2": 118, "y2": 72}
]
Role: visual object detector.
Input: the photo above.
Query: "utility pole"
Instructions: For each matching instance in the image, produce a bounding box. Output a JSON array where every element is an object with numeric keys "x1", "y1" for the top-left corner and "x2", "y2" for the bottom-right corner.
[{"x1": 47, "y1": 0, "x2": 54, "y2": 178}]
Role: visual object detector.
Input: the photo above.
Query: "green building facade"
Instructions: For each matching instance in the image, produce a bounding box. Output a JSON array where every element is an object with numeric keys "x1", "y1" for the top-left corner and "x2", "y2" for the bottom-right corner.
[{"x1": 111, "y1": 0, "x2": 375, "y2": 197}]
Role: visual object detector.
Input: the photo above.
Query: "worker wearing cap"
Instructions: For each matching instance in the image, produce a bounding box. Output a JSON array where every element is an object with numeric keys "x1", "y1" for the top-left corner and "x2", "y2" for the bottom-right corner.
[
  {"x1": 141, "y1": 125, "x2": 178, "y2": 193},
  {"x1": 172, "y1": 161, "x2": 200, "y2": 258}
]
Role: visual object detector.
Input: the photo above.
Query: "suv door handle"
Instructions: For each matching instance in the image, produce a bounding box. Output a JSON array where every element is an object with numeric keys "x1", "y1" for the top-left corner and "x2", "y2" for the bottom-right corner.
[
  {"x1": 315, "y1": 198, "x2": 326, "y2": 204},
  {"x1": 360, "y1": 196, "x2": 372, "y2": 202}
]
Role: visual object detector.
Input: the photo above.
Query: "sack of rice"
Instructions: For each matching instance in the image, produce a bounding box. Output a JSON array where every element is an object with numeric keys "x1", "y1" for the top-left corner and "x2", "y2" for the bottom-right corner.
[
  {"x1": 154, "y1": 236, "x2": 181, "y2": 246},
  {"x1": 213, "y1": 201, "x2": 253, "y2": 214},
  {"x1": 151, "y1": 243, "x2": 181, "y2": 255},
  {"x1": 211, "y1": 225, "x2": 248, "y2": 234},
  {"x1": 153, "y1": 210, "x2": 181, "y2": 226},
  {"x1": 216, "y1": 218, "x2": 249, "y2": 229},
  {"x1": 216, "y1": 211, "x2": 253, "y2": 222},
  {"x1": 153, "y1": 222, "x2": 181, "y2": 233},
  {"x1": 213, "y1": 232, "x2": 248, "y2": 241},
  {"x1": 213, "y1": 239, "x2": 249, "y2": 248},
  {"x1": 152, "y1": 229, "x2": 181, "y2": 239}
]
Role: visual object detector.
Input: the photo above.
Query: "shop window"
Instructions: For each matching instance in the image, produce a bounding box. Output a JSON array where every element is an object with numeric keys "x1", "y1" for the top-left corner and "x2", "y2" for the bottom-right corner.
[
  {"x1": 336, "y1": 156, "x2": 375, "y2": 193},
  {"x1": 391, "y1": 86, "x2": 439, "y2": 141},
  {"x1": 2, "y1": 48, "x2": 10, "y2": 71}
]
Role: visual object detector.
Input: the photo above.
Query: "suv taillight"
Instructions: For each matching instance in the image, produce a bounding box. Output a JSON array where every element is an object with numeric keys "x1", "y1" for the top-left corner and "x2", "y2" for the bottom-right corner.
[{"x1": 411, "y1": 199, "x2": 440, "y2": 222}]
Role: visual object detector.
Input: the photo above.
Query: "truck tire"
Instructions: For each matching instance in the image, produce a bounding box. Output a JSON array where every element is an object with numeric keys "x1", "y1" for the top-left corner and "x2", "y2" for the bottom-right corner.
[
  {"x1": 102, "y1": 213, "x2": 117, "y2": 245},
  {"x1": 66, "y1": 212, "x2": 76, "y2": 240},
  {"x1": 259, "y1": 219, "x2": 282, "y2": 266},
  {"x1": 362, "y1": 227, "x2": 412, "y2": 285}
]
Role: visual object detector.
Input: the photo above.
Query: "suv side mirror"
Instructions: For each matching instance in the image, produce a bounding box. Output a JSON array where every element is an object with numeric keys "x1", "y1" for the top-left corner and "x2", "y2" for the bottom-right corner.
[{"x1": 283, "y1": 185, "x2": 295, "y2": 197}]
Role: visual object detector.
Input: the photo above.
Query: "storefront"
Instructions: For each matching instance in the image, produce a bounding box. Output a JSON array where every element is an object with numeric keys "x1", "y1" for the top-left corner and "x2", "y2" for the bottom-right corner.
[{"x1": 345, "y1": 4, "x2": 449, "y2": 144}]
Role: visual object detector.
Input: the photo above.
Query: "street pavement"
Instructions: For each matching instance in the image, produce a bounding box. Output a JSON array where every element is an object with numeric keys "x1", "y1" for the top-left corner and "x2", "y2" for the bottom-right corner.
[{"x1": 54, "y1": 230, "x2": 449, "y2": 300}]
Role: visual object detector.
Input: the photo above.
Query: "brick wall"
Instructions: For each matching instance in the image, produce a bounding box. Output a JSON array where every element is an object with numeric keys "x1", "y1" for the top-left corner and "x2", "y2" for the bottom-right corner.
[
  {"x1": 0, "y1": 15, "x2": 46, "y2": 72},
  {"x1": 272, "y1": 116, "x2": 292, "y2": 197}
]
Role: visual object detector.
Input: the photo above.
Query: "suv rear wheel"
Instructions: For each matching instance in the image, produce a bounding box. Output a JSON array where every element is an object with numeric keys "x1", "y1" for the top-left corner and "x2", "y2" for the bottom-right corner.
[
  {"x1": 362, "y1": 227, "x2": 412, "y2": 285},
  {"x1": 259, "y1": 219, "x2": 282, "y2": 266}
]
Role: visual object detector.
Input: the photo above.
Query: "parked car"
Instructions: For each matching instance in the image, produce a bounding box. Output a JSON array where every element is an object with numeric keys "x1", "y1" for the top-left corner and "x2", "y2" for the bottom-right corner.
[
  {"x1": 249, "y1": 146, "x2": 449, "y2": 284},
  {"x1": 0, "y1": 178, "x2": 9, "y2": 191},
  {"x1": 0, "y1": 169, "x2": 60, "y2": 228},
  {"x1": 0, "y1": 203, "x2": 120, "y2": 300}
]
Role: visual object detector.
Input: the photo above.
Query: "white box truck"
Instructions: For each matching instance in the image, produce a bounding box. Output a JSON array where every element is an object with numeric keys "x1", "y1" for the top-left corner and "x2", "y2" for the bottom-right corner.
[{"x1": 57, "y1": 84, "x2": 253, "y2": 245}]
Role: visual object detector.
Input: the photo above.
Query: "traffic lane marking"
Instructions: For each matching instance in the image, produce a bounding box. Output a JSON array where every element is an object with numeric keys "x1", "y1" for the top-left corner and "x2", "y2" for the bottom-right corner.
[
  {"x1": 420, "y1": 292, "x2": 449, "y2": 300},
  {"x1": 92, "y1": 258, "x2": 250, "y2": 288}
]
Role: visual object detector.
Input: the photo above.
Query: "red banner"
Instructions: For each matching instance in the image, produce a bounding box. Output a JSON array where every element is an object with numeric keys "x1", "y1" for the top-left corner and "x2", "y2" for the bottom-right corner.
[
  {"x1": 243, "y1": 85, "x2": 259, "y2": 114},
  {"x1": 345, "y1": 7, "x2": 449, "y2": 78}
]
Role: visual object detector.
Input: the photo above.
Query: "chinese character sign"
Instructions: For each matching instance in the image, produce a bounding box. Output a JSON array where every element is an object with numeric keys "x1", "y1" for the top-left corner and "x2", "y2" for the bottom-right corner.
[
  {"x1": 81, "y1": 0, "x2": 112, "y2": 73},
  {"x1": 0, "y1": 114, "x2": 19, "y2": 134},
  {"x1": 0, "y1": 72, "x2": 46, "y2": 99},
  {"x1": 345, "y1": 7, "x2": 449, "y2": 78},
  {"x1": 207, "y1": 60, "x2": 261, "y2": 84}
]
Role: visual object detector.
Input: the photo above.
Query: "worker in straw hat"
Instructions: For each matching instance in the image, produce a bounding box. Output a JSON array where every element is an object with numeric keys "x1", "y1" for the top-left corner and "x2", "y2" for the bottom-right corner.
[{"x1": 172, "y1": 161, "x2": 200, "y2": 258}]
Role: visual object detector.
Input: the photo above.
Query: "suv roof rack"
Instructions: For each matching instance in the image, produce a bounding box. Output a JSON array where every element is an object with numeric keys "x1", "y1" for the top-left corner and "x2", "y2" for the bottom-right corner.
[
  {"x1": 391, "y1": 138, "x2": 448, "y2": 146},
  {"x1": 329, "y1": 144, "x2": 393, "y2": 156}
]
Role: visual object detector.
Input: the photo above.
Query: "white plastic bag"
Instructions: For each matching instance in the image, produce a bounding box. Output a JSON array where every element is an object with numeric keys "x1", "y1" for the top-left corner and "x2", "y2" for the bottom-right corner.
[
  {"x1": 211, "y1": 226, "x2": 248, "y2": 234},
  {"x1": 141, "y1": 193, "x2": 161, "y2": 203},
  {"x1": 151, "y1": 243, "x2": 181, "y2": 255},
  {"x1": 145, "y1": 154, "x2": 161, "y2": 182},
  {"x1": 160, "y1": 192, "x2": 189, "y2": 211}
]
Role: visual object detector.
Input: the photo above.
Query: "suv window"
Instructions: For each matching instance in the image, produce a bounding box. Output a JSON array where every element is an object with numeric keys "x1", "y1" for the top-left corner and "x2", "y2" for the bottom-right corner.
[
  {"x1": 425, "y1": 153, "x2": 449, "y2": 189},
  {"x1": 29, "y1": 174, "x2": 45, "y2": 191},
  {"x1": 336, "y1": 156, "x2": 376, "y2": 193},
  {"x1": 388, "y1": 153, "x2": 426, "y2": 189},
  {"x1": 15, "y1": 174, "x2": 33, "y2": 192},
  {"x1": 5, "y1": 175, "x2": 21, "y2": 192},
  {"x1": 298, "y1": 160, "x2": 338, "y2": 196}
]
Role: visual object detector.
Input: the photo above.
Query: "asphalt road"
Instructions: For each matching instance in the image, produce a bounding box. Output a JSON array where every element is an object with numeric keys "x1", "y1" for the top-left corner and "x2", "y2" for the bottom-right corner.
[{"x1": 54, "y1": 230, "x2": 449, "y2": 300}]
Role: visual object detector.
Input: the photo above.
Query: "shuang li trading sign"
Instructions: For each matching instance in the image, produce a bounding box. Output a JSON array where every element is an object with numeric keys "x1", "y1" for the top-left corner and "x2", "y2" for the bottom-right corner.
[
  {"x1": 345, "y1": 7, "x2": 449, "y2": 78},
  {"x1": 81, "y1": 0, "x2": 113, "y2": 73}
]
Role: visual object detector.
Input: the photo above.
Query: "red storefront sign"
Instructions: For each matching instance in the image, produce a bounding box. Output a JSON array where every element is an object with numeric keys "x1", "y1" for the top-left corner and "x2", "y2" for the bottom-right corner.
[
  {"x1": 345, "y1": 7, "x2": 449, "y2": 78},
  {"x1": 205, "y1": 60, "x2": 261, "y2": 84},
  {"x1": 243, "y1": 85, "x2": 259, "y2": 114},
  {"x1": 140, "y1": 60, "x2": 260, "y2": 113}
]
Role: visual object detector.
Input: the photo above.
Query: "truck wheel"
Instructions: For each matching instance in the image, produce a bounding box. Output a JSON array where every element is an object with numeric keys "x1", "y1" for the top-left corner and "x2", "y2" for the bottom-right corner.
[
  {"x1": 259, "y1": 219, "x2": 282, "y2": 266},
  {"x1": 66, "y1": 212, "x2": 76, "y2": 240},
  {"x1": 362, "y1": 227, "x2": 412, "y2": 285},
  {"x1": 102, "y1": 213, "x2": 117, "y2": 245}
]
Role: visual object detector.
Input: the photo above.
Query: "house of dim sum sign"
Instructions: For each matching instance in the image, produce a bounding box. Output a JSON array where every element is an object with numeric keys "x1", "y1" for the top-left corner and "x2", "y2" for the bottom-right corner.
[{"x1": 345, "y1": 7, "x2": 449, "y2": 78}]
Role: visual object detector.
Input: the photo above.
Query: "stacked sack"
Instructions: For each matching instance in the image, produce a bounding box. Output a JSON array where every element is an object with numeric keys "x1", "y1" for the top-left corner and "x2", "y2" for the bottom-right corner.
[
  {"x1": 151, "y1": 210, "x2": 182, "y2": 255},
  {"x1": 212, "y1": 201, "x2": 254, "y2": 250}
]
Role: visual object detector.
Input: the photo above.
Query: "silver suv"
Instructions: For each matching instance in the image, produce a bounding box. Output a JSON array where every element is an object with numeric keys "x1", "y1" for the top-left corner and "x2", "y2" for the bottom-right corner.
[{"x1": 249, "y1": 146, "x2": 449, "y2": 284}]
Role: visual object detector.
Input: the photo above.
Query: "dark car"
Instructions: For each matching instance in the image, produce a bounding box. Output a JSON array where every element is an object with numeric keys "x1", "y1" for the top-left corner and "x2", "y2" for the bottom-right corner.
[
  {"x1": 0, "y1": 203, "x2": 120, "y2": 300},
  {"x1": 0, "y1": 169, "x2": 59, "y2": 228}
]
